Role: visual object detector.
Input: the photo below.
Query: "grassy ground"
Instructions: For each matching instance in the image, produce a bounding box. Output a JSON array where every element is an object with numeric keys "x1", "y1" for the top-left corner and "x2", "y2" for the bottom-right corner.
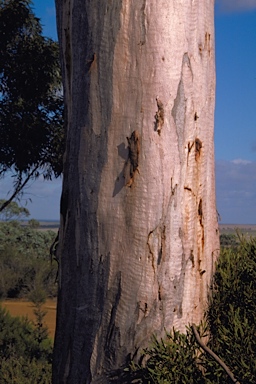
[{"x1": 1, "y1": 299, "x2": 57, "y2": 340}]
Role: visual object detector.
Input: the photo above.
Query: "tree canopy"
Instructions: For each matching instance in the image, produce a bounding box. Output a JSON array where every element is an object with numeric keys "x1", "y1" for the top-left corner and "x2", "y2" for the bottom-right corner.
[{"x1": 0, "y1": 0, "x2": 64, "y2": 209}]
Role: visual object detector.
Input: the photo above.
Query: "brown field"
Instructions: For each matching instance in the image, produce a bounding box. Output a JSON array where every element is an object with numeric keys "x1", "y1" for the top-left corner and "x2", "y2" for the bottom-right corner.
[
  {"x1": 37, "y1": 221, "x2": 256, "y2": 236},
  {"x1": 1, "y1": 299, "x2": 57, "y2": 340},
  {"x1": 38, "y1": 221, "x2": 59, "y2": 233},
  {"x1": 36, "y1": 221, "x2": 256, "y2": 237},
  {"x1": 219, "y1": 224, "x2": 256, "y2": 237},
  {"x1": 21, "y1": 221, "x2": 59, "y2": 233}
]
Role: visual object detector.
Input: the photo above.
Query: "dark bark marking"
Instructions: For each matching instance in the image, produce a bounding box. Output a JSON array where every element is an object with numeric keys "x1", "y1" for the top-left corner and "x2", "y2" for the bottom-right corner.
[
  {"x1": 194, "y1": 112, "x2": 199, "y2": 121},
  {"x1": 187, "y1": 141, "x2": 194, "y2": 164},
  {"x1": 124, "y1": 130, "x2": 140, "y2": 187},
  {"x1": 198, "y1": 198, "x2": 205, "y2": 250},
  {"x1": 205, "y1": 32, "x2": 211, "y2": 55},
  {"x1": 171, "y1": 178, "x2": 177, "y2": 196},
  {"x1": 60, "y1": 187, "x2": 69, "y2": 227},
  {"x1": 188, "y1": 141, "x2": 194, "y2": 153},
  {"x1": 201, "y1": 231, "x2": 205, "y2": 249},
  {"x1": 157, "y1": 226, "x2": 166, "y2": 265},
  {"x1": 184, "y1": 187, "x2": 198, "y2": 199},
  {"x1": 158, "y1": 285, "x2": 162, "y2": 301},
  {"x1": 189, "y1": 250, "x2": 195, "y2": 268},
  {"x1": 154, "y1": 97, "x2": 164, "y2": 135},
  {"x1": 139, "y1": 0, "x2": 146, "y2": 45},
  {"x1": 143, "y1": 302, "x2": 148, "y2": 314},
  {"x1": 195, "y1": 138, "x2": 202, "y2": 160},
  {"x1": 199, "y1": 32, "x2": 211, "y2": 57},
  {"x1": 198, "y1": 198, "x2": 203, "y2": 225},
  {"x1": 187, "y1": 138, "x2": 202, "y2": 162}
]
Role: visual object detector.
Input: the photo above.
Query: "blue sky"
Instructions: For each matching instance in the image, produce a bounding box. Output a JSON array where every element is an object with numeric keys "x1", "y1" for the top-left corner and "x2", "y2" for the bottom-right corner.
[{"x1": 1, "y1": 0, "x2": 256, "y2": 223}]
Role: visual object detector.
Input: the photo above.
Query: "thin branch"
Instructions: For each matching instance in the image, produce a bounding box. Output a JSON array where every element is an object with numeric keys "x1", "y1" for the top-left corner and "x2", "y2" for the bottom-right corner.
[
  {"x1": 0, "y1": 165, "x2": 41, "y2": 213},
  {"x1": 191, "y1": 324, "x2": 240, "y2": 384}
]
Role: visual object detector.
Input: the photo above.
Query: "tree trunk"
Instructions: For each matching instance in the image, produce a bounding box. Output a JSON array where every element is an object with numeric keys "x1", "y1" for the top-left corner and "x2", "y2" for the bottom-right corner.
[{"x1": 53, "y1": 1, "x2": 219, "y2": 383}]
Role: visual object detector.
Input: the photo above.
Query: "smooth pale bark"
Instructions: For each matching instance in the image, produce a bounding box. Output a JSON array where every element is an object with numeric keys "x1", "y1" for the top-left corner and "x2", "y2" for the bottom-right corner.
[{"x1": 53, "y1": 1, "x2": 219, "y2": 383}]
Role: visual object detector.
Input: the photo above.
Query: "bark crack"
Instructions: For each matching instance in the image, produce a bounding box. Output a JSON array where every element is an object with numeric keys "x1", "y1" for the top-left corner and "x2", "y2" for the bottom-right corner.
[
  {"x1": 124, "y1": 131, "x2": 140, "y2": 187},
  {"x1": 198, "y1": 198, "x2": 205, "y2": 252}
]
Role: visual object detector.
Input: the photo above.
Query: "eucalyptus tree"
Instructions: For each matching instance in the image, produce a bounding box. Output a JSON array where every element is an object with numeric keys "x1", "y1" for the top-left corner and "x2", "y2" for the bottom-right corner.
[{"x1": 53, "y1": 1, "x2": 219, "y2": 382}]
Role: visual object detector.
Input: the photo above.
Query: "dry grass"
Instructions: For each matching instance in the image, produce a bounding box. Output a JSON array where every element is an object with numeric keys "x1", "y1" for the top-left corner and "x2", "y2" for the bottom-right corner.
[{"x1": 1, "y1": 299, "x2": 57, "y2": 340}]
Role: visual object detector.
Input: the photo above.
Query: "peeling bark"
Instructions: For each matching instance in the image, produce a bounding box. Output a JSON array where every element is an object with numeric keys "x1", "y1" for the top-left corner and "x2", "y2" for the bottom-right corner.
[{"x1": 53, "y1": 1, "x2": 219, "y2": 383}]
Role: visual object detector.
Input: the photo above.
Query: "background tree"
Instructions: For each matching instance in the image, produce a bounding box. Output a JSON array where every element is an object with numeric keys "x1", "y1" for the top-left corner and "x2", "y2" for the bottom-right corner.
[
  {"x1": 0, "y1": 199, "x2": 29, "y2": 221},
  {"x1": 0, "y1": 213, "x2": 57, "y2": 299},
  {"x1": 0, "y1": 0, "x2": 64, "y2": 211},
  {"x1": 53, "y1": 1, "x2": 219, "y2": 382}
]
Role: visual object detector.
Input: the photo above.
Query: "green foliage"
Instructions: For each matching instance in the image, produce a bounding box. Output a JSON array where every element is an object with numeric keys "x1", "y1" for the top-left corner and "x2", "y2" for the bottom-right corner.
[
  {"x1": 29, "y1": 286, "x2": 50, "y2": 348},
  {"x1": 28, "y1": 218, "x2": 40, "y2": 229},
  {"x1": 123, "y1": 325, "x2": 228, "y2": 384},
  {"x1": 126, "y1": 236, "x2": 256, "y2": 383},
  {"x1": 220, "y1": 233, "x2": 239, "y2": 248},
  {"x1": 207, "y1": 236, "x2": 256, "y2": 384},
  {"x1": 0, "y1": 306, "x2": 52, "y2": 383},
  {"x1": 0, "y1": 199, "x2": 30, "y2": 221},
  {"x1": 0, "y1": 0, "x2": 64, "y2": 205},
  {"x1": 0, "y1": 356, "x2": 52, "y2": 384},
  {"x1": 0, "y1": 220, "x2": 57, "y2": 299},
  {"x1": 130, "y1": 328, "x2": 206, "y2": 384}
]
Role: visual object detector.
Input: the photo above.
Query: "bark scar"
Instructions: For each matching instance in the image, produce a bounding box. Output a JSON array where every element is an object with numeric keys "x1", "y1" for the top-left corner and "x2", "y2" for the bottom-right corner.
[
  {"x1": 147, "y1": 231, "x2": 156, "y2": 275},
  {"x1": 155, "y1": 97, "x2": 164, "y2": 135},
  {"x1": 124, "y1": 130, "x2": 140, "y2": 187},
  {"x1": 87, "y1": 53, "x2": 97, "y2": 73}
]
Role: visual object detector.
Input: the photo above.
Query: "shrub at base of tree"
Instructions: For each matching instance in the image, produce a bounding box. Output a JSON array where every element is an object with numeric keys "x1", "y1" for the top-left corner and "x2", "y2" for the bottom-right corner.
[
  {"x1": 0, "y1": 306, "x2": 52, "y2": 383},
  {"x1": 120, "y1": 235, "x2": 256, "y2": 384},
  {"x1": 207, "y1": 235, "x2": 256, "y2": 384}
]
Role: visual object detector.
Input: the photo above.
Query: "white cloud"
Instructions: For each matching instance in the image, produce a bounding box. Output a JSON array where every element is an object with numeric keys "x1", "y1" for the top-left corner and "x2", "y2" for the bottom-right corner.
[
  {"x1": 231, "y1": 158, "x2": 252, "y2": 165},
  {"x1": 216, "y1": 0, "x2": 256, "y2": 12}
]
